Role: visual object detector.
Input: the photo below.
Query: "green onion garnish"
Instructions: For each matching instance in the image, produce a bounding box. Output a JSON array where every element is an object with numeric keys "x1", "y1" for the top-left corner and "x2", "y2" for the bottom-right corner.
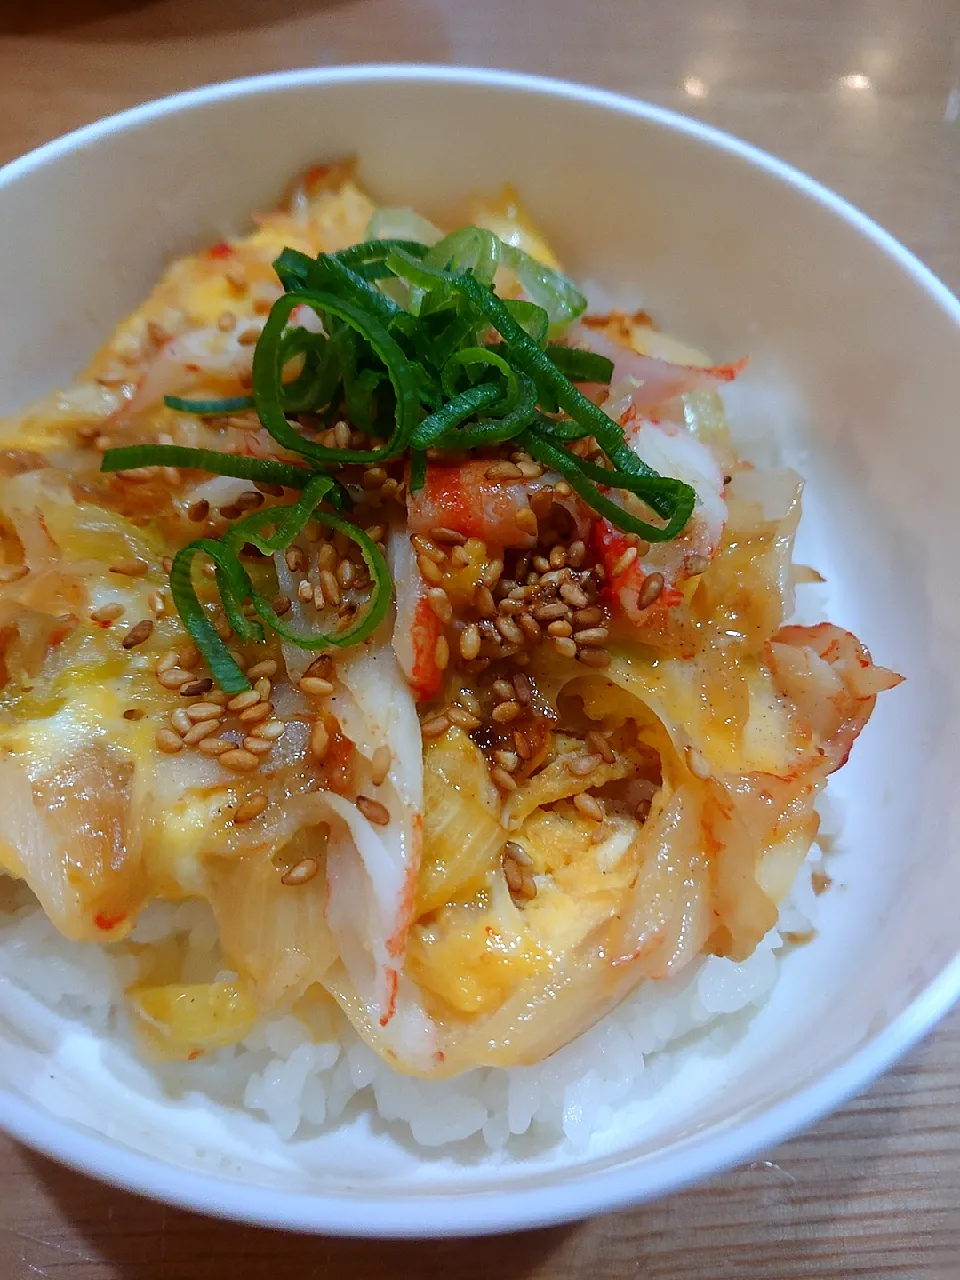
[{"x1": 102, "y1": 221, "x2": 698, "y2": 687}]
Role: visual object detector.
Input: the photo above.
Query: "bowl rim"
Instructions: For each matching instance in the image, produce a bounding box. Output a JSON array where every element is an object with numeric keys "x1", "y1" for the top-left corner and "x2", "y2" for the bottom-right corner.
[{"x1": 1, "y1": 61, "x2": 959, "y2": 1238}]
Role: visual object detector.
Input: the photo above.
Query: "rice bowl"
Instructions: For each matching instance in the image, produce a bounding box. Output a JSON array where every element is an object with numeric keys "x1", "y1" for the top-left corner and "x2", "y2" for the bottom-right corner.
[{"x1": 0, "y1": 66, "x2": 957, "y2": 1236}]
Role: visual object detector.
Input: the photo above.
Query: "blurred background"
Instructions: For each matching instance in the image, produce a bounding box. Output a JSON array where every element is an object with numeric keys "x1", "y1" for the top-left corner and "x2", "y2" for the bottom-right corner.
[
  {"x1": 0, "y1": 1, "x2": 957, "y2": 285},
  {"x1": 0, "y1": 2, "x2": 958, "y2": 1276}
]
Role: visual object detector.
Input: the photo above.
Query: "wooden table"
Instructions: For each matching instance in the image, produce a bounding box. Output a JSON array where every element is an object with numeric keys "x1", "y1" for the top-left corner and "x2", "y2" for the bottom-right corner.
[{"x1": 1, "y1": 1, "x2": 959, "y2": 1274}]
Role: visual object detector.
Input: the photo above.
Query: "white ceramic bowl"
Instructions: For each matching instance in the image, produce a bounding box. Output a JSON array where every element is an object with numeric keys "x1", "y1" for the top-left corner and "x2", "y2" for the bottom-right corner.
[{"x1": 0, "y1": 65, "x2": 958, "y2": 1237}]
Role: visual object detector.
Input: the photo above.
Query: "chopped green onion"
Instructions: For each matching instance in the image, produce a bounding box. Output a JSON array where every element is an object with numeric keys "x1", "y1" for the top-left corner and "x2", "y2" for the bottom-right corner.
[
  {"x1": 165, "y1": 394, "x2": 255, "y2": 415},
  {"x1": 100, "y1": 444, "x2": 313, "y2": 490},
  {"x1": 543, "y1": 345, "x2": 614, "y2": 383},
  {"x1": 253, "y1": 291, "x2": 421, "y2": 465},
  {"x1": 169, "y1": 474, "x2": 391, "y2": 688}
]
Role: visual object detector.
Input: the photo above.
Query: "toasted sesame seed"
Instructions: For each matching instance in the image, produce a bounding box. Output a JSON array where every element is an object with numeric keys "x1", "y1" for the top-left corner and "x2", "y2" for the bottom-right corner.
[
  {"x1": 434, "y1": 634, "x2": 450, "y2": 670},
  {"x1": 512, "y1": 672, "x2": 533, "y2": 704},
  {"x1": 332, "y1": 420, "x2": 351, "y2": 450},
  {"x1": 559, "y1": 582, "x2": 589, "y2": 609},
  {"x1": 577, "y1": 648, "x2": 612, "y2": 668},
  {"x1": 479, "y1": 559, "x2": 504, "y2": 589},
  {"x1": 475, "y1": 586, "x2": 496, "y2": 616},
  {"x1": 183, "y1": 719, "x2": 221, "y2": 744},
  {"x1": 416, "y1": 554, "x2": 443, "y2": 585},
  {"x1": 157, "y1": 666, "x2": 192, "y2": 689},
  {"x1": 220, "y1": 748, "x2": 259, "y2": 773},
  {"x1": 156, "y1": 728, "x2": 184, "y2": 754},
  {"x1": 533, "y1": 601, "x2": 569, "y2": 623},
  {"x1": 281, "y1": 857, "x2": 319, "y2": 886},
  {"x1": 421, "y1": 713, "x2": 451, "y2": 738},
  {"x1": 319, "y1": 569, "x2": 341, "y2": 607},
  {"x1": 490, "y1": 766, "x2": 518, "y2": 792},
  {"x1": 90, "y1": 603, "x2": 125, "y2": 625},
  {"x1": 458, "y1": 688, "x2": 483, "y2": 716},
  {"x1": 170, "y1": 707, "x2": 192, "y2": 735},
  {"x1": 574, "y1": 792, "x2": 604, "y2": 821},
  {"x1": 573, "y1": 606, "x2": 604, "y2": 626},
  {"x1": 426, "y1": 587, "x2": 453, "y2": 624},
  {"x1": 502, "y1": 854, "x2": 522, "y2": 893},
  {"x1": 206, "y1": 690, "x2": 229, "y2": 706},
  {"x1": 567, "y1": 540, "x2": 586, "y2": 567},
  {"x1": 253, "y1": 718, "x2": 286, "y2": 741},
  {"x1": 122, "y1": 618, "x2": 154, "y2": 649},
  {"x1": 246, "y1": 659, "x2": 277, "y2": 680},
  {"x1": 412, "y1": 535, "x2": 445, "y2": 564},
  {"x1": 485, "y1": 460, "x2": 523, "y2": 481},
  {"x1": 566, "y1": 753, "x2": 603, "y2": 777},
  {"x1": 492, "y1": 699, "x2": 521, "y2": 724},
  {"x1": 253, "y1": 676, "x2": 272, "y2": 699},
  {"x1": 147, "y1": 590, "x2": 166, "y2": 617},
  {"x1": 548, "y1": 545, "x2": 567, "y2": 570},
  {"x1": 611, "y1": 546, "x2": 638, "y2": 577},
  {"x1": 494, "y1": 750, "x2": 520, "y2": 773},
  {"x1": 180, "y1": 677, "x2": 214, "y2": 698},
  {"x1": 197, "y1": 736, "x2": 233, "y2": 755},
  {"x1": 495, "y1": 616, "x2": 524, "y2": 645},
  {"x1": 300, "y1": 675, "x2": 334, "y2": 697},
  {"x1": 369, "y1": 745, "x2": 392, "y2": 787},
  {"x1": 356, "y1": 795, "x2": 390, "y2": 826},
  {"x1": 185, "y1": 701, "x2": 222, "y2": 723},
  {"x1": 493, "y1": 678, "x2": 515, "y2": 702},
  {"x1": 431, "y1": 527, "x2": 466, "y2": 545},
  {"x1": 686, "y1": 554, "x2": 710, "y2": 576},
  {"x1": 227, "y1": 689, "x2": 261, "y2": 712},
  {"x1": 587, "y1": 730, "x2": 615, "y2": 764},
  {"x1": 554, "y1": 480, "x2": 572, "y2": 497},
  {"x1": 455, "y1": 622, "x2": 480, "y2": 661},
  {"x1": 243, "y1": 735, "x2": 274, "y2": 755},
  {"x1": 547, "y1": 619, "x2": 574, "y2": 639},
  {"x1": 551, "y1": 636, "x2": 578, "y2": 659},
  {"x1": 574, "y1": 626, "x2": 609, "y2": 647},
  {"x1": 450, "y1": 544, "x2": 471, "y2": 568},
  {"x1": 310, "y1": 719, "x2": 330, "y2": 760},
  {"x1": 518, "y1": 613, "x2": 541, "y2": 642},
  {"x1": 155, "y1": 649, "x2": 178, "y2": 676},
  {"x1": 233, "y1": 791, "x2": 267, "y2": 823},
  {"x1": 239, "y1": 701, "x2": 273, "y2": 725},
  {"x1": 448, "y1": 705, "x2": 481, "y2": 731},
  {"x1": 505, "y1": 840, "x2": 534, "y2": 868},
  {"x1": 638, "y1": 572, "x2": 665, "y2": 608}
]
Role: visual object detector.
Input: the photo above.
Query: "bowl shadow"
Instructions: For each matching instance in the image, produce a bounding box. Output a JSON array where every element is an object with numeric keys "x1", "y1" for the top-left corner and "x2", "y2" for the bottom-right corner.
[{"x1": 11, "y1": 1148, "x2": 575, "y2": 1278}]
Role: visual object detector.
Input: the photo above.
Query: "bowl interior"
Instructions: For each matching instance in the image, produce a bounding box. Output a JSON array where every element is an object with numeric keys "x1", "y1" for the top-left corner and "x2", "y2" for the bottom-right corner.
[{"x1": 0, "y1": 68, "x2": 958, "y2": 1232}]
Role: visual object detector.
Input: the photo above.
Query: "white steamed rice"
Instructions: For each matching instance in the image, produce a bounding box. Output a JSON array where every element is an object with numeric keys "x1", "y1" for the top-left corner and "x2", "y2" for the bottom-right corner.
[{"x1": 0, "y1": 834, "x2": 826, "y2": 1159}]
